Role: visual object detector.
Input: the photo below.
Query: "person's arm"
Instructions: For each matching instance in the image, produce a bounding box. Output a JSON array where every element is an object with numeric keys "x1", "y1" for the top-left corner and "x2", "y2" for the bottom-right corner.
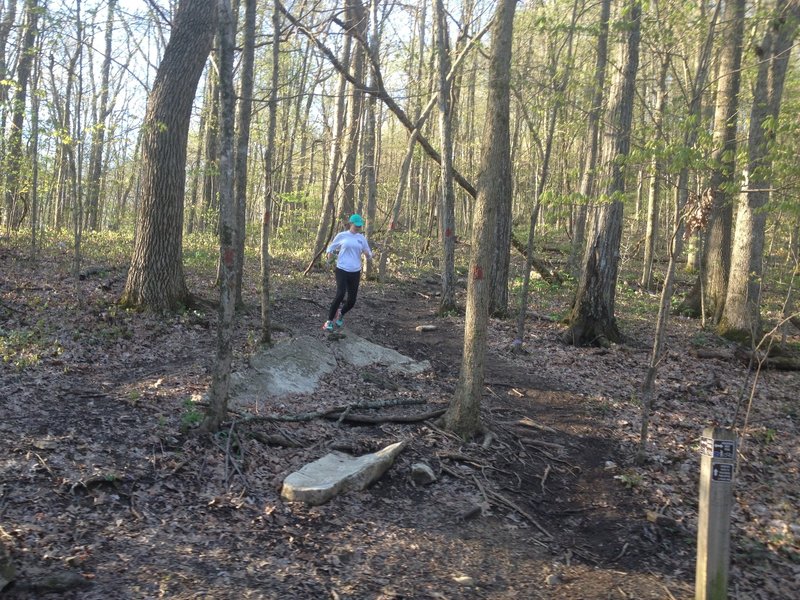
[
  {"x1": 362, "y1": 236, "x2": 374, "y2": 260},
  {"x1": 326, "y1": 232, "x2": 344, "y2": 256}
]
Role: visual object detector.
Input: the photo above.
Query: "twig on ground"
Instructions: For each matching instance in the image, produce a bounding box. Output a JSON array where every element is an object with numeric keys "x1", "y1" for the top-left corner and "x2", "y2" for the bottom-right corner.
[
  {"x1": 440, "y1": 463, "x2": 552, "y2": 543},
  {"x1": 325, "y1": 408, "x2": 446, "y2": 424},
  {"x1": 336, "y1": 405, "x2": 352, "y2": 425},
  {"x1": 238, "y1": 398, "x2": 428, "y2": 424},
  {"x1": 541, "y1": 464, "x2": 551, "y2": 494}
]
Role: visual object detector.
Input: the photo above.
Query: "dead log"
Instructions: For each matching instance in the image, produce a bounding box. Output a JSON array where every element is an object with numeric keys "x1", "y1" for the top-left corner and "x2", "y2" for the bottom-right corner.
[
  {"x1": 693, "y1": 348, "x2": 732, "y2": 360},
  {"x1": 510, "y1": 236, "x2": 563, "y2": 285},
  {"x1": 735, "y1": 347, "x2": 800, "y2": 371},
  {"x1": 324, "y1": 408, "x2": 446, "y2": 424}
]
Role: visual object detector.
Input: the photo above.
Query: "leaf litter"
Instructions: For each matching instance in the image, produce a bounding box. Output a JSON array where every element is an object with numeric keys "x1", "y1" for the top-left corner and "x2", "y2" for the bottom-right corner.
[{"x1": 0, "y1": 241, "x2": 798, "y2": 598}]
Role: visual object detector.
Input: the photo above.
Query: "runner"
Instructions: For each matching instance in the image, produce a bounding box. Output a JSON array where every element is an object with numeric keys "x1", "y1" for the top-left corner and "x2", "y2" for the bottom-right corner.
[{"x1": 323, "y1": 214, "x2": 373, "y2": 332}]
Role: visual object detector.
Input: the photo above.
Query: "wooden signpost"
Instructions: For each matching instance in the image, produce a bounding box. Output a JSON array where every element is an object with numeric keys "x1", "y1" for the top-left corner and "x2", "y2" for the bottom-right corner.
[{"x1": 696, "y1": 427, "x2": 737, "y2": 599}]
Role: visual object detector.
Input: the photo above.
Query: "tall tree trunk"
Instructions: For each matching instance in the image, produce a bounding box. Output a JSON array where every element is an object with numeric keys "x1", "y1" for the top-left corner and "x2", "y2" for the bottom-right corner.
[
  {"x1": 435, "y1": 0, "x2": 457, "y2": 313},
  {"x1": 720, "y1": 0, "x2": 799, "y2": 342},
  {"x1": 122, "y1": 0, "x2": 217, "y2": 311},
  {"x1": 515, "y1": 0, "x2": 579, "y2": 345},
  {"x1": 199, "y1": 69, "x2": 219, "y2": 233},
  {"x1": 3, "y1": 0, "x2": 38, "y2": 231},
  {"x1": 233, "y1": 0, "x2": 256, "y2": 307},
  {"x1": 641, "y1": 55, "x2": 669, "y2": 291},
  {"x1": 563, "y1": 0, "x2": 641, "y2": 346},
  {"x1": 444, "y1": 0, "x2": 516, "y2": 438},
  {"x1": 261, "y1": 0, "x2": 281, "y2": 344},
  {"x1": 570, "y1": 0, "x2": 611, "y2": 273},
  {"x1": 338, "y1": 0, "x2": 366, "y2": 219},
  {"x1": 0, "y1": 0, "x2": 17, "y2": 106},
  {"x1": 204, "y1": 0, "x2": 237, "y2": 433},
  {"x1": 86, "y1": 0, "x2": 116, "y2": 231},
  {"x1": 361, "y1": 0, "x2": 380, "y2": 280},
  {"x1": 679, "y1": 0, "x2": 745, "y2": 319},
  {"x1": 309, "y1": 33, "x2": 350, "y2": 265}
]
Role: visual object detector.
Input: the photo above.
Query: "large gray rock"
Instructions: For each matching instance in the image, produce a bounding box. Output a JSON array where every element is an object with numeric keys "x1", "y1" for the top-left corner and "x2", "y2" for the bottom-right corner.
[
  {"x1": 229, "y1": 333, "x2": 430, "y2": 408},
  {"x1": 330, "y1": 333, "x2": 432, "y2": 375},
  {"x1": 230, "y1": 335, "x2": 338, "y2": 408},
  {"x1": 282, "y1": 441, "x2": 407, "y2": 505}
]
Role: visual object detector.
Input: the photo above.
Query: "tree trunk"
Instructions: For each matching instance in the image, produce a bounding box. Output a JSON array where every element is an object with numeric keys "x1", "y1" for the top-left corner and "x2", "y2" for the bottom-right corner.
[
  {"x1": 121, "y1": 0, "x2": 216, "y2": 311},
  {"x1": 361, "y1": 0, "x2": 380, "y2": 280},
  {"x1": 435, "y1": 0, "x2": 457, "y2": 313},
  {"x1": 563, "y1": 0, "x2": 641, "y2": 346},
  {"x1": 261, "y1": 0, "x2": 281, "y2": 345},
  {"x1": 338, "y1": 0, "x2": 366, "y2": 220},
  {"x1": 3, "y1": 0, "x2": 38, "y2": 231},
  {"x1": 86, "y1": 0, "x2": 116, "y2": 231},
  {"x1": 233, "y1": 0, "x2": 256, "y2": 307},
  {"x1": 641, "y1": 55, "x2": 669, "y2": 291},
  {"x1": 720, "y1": 0, "x2": 799, "y2": 342},
  {"x1": 203, "y1": 0, "x2": 237, "y2": 432},
  {"x1": 310, "y1": 33, "x2": 350, "y2": 265},
  {"x1": 569, "y1": 0, "x2": 611, "y2": 273},
  {"x1": 679, "y1": 0, "x2": 744, "y2": 320},
  {"x1": 444, "y1": 0, "x2": 516, "y2": 438}
]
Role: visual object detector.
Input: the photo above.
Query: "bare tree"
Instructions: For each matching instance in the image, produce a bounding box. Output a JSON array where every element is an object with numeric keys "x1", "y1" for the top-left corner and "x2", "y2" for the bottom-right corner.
[
  {"x1": 443, "y1": 0, "x2": 516, "y2": 438},
  {"x1": 204, "y1": 0, "x2": 237, "y2": 432},
  {"x1": 233, "y1": 0, "x2": 256, "y2": 307},
  {"x1": 435, "y1": 0, "x2": 456, "y2": 313}
]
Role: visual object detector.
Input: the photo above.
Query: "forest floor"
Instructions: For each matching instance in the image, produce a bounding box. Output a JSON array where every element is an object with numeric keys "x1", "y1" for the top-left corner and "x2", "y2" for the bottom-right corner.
[{"x1": 1, "y1": 235, "x2": 799, "y2": 599}]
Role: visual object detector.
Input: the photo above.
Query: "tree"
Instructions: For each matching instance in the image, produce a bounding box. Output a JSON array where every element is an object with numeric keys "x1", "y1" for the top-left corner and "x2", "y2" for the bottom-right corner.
[
  {"x1": 204, "y1": 0, "x2": 237, "y2": 432},
  {"x1": 679, "y1": 0, "x2": 746, "y2": 320},
  {"x1": 720, "y1": 0, "x2": 800, "y2": 341},
  {"x1": 570, "y1": 0, "x2": 611, "y2": 273},
  {"x1": 233, "y1": 0, "x2": 256, "y2": 307},
  {"x1": 435, "y1": 0, "x2": 457, "y2": 313},
  {"x1": 562, "y1": 0, "x2": 642, "y2": 346},
  {"x1": 86, "y1": 0, "x2": 116, "y2": 231},
  {"x1": 3, "y1": 0, "x2": 39, "y2": 231},
  {"x1": 443, "y1": 0, "x2": 516, "y2": 438},
  {"x1": 121, "y1": 0, "x2": 217, "y2": 311},
  {"x1": 261, "y1": 0, "x2": 282, "y2": 345}
]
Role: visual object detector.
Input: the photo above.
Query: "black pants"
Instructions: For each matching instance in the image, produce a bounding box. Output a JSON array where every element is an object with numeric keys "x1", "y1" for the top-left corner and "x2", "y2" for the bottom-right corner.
[{"x1": 328, "y1": 268, "x2": 361, "y2": 321}]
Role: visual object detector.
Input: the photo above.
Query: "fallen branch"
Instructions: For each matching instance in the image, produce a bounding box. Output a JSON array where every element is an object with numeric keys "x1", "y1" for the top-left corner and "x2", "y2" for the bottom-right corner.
[
  {"x1": 520, "y1": 437, "x2": 565, "y2": 452},
  {"x1": 326, "y1": 408, "x2": 446, "y2": 424},
  {"x1": 237, "y1": 398, "x2": 427, "y2": 424},
  {"x1": 512, "y1": 416, "x2": 557, "y2": 434},
  {"x1": 439, "y1": 464, "x2": 552, "y2": 543}
]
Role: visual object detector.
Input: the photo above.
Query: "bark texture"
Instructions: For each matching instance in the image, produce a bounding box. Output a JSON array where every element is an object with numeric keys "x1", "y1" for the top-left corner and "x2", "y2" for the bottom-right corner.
[
  {"x1": 122, "y1": 0, "x2": 216, "y2": 310},
  {"x1": 563, "y1": 0, "x2": 641, "y2": 346},
  {"x1": 720, "y1": 0, "x2": 799, "y2": 341},
  {"x1": 444, "y1": 0, "x2": 515, "y2": 438}
]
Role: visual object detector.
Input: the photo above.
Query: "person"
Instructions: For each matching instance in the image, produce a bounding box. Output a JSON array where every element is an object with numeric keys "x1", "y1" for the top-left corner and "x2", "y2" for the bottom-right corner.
[{"x1": 323, "y1": 214, "x2": 373, "y2": 331}]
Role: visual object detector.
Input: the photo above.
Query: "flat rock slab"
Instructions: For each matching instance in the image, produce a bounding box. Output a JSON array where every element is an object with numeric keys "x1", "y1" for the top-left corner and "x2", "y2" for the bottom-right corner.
[
  {"x1": 329, "y1": 332, "x2": 432, "y2": 375},
  {"x1": 230, "y1": 333, "x2": 430, "y2": 408},
  {"x1": 282, "y1": 441, "x2": 408, "y2": 505}
]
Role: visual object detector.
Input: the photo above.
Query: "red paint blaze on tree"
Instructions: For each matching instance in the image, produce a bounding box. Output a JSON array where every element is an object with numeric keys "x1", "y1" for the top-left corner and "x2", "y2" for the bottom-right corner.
[
  {"x1": 223, "y1": 247, "x2": 235, "y2": 267},
  {"x1": 389, "y1": 220, "x2": 396, "y2": 230},
  {"x1": 445, "y1": 227, "x2": 452, "y2": 237},
  {"x1": 263, "y1": 210, "x2": 271, "y2": 225},
  {"x1": 472, "y1": 265, "x2": 484, "y2": 280}
]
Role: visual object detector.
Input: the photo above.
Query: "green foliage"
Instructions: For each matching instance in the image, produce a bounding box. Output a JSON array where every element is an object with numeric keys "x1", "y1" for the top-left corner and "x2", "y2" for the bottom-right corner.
[
  {"x1": 180, "y1": 397, "x2": 204, "y2": 431},
  {"x1": 0, "y1": 321, "x2": 62, "y2": 370},
  {"x1": 614, "y1": 471, "x2": 642, "y2": 489}
]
